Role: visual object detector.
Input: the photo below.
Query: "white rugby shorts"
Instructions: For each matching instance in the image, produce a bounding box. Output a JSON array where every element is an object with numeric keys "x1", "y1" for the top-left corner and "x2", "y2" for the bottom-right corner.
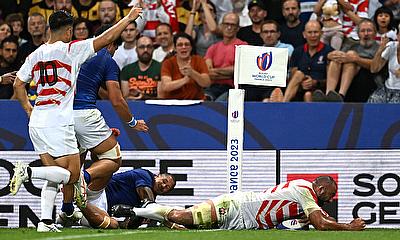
[
  {"x1": 212, "y1": 192, "x2": 245, "y2": 230},
  {"x1": 29, "y1": 125, "x2": 79, "y2": 157},
  {"x1": 74, "y1": 109, "x2": 112, "y2": 150}
]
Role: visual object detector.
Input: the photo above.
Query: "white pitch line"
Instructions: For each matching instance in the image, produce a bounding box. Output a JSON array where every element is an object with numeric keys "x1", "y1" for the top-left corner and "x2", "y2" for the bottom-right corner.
[
  {"x1": 38, "y1": 230, "x2": 159, "y2": 240},
  {"x1": 37, "y1": 229, "x2": 223, "y2": 240}
]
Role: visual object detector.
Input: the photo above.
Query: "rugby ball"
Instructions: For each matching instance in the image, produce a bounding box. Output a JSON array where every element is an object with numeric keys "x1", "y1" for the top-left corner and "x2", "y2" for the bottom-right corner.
[{"x1": 276, "y1": 219, "x2": 309, "y2": 230}]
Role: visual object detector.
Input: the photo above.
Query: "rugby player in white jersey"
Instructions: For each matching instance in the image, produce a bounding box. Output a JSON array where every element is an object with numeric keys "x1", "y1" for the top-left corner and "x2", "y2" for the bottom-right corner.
[
  {"x1": 114, "y1": 176, "x2": 366, "y2": 231},
  {"x1": 10, "y1": 7, "x2": 142, "y2": 232}
]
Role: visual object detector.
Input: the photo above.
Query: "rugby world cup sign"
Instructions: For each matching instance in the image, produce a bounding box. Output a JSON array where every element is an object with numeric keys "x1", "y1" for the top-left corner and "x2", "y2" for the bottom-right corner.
[{"x1": 234, "y1": 45, "x2": 288, "y2": 88}]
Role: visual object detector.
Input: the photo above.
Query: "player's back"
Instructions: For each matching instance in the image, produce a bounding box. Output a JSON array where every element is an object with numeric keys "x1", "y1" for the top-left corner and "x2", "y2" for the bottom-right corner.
[
  {"x1": 240, "y1": 179, "x2": 318, "y2": 230},
  {"x1": 74, "y1": 48, "x2": 119, "y2": 110},
  {"x1": 17, "y1": 39, "x2": 95, "y2": 127}
]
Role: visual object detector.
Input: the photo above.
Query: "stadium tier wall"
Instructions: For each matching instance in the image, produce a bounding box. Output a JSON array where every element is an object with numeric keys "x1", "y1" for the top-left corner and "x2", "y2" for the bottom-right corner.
[{"x1": 0, "y1": 101, "x2": 399, "y2": 228}]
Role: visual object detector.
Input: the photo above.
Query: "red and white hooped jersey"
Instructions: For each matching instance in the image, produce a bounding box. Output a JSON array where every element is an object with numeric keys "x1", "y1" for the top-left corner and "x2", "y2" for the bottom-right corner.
[
  {"x1": 240, "y1": 179, "x2": 322, "y2": 229},
  {"x1": 17, "y1": 39, "x2": 95, "y2": 128}
]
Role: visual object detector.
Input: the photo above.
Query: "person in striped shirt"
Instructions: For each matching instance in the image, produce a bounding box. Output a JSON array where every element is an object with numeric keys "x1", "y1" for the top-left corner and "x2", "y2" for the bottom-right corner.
[{"x1": 120, "y1": 176, "x2": 366, "y2": 230}]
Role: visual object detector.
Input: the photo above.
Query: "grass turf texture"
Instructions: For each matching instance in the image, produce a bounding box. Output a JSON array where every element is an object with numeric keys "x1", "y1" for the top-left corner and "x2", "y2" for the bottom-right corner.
[{"x1": 0, "y1": 228, "x2": 399, "y2": 240}]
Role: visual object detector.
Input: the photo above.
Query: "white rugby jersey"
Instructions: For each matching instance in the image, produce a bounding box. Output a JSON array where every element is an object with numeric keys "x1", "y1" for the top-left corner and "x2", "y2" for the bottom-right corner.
[
  {"x1": 240, "y1": 179, "x2": 323, "y2": 229},
  {"x1": 17, "y1": 39, "x2": 95, "y2": 127}
]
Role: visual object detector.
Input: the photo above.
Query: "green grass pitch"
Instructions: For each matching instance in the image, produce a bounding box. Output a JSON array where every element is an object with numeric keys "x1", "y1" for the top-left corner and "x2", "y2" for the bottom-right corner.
[{"x1": 1, "y1": 228, "x2": 400, "y2": 240}]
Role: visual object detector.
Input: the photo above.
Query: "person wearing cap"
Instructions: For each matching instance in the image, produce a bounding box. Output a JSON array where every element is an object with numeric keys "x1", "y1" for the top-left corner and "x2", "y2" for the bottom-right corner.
[{"x1": 236, "y1": 0, "x2": 267, "y2": 46}]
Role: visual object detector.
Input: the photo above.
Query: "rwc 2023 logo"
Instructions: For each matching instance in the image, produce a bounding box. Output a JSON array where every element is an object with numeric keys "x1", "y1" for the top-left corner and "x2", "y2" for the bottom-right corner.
[{"x1": 256, "y1": 51, "x2": 273, "y2": 71}]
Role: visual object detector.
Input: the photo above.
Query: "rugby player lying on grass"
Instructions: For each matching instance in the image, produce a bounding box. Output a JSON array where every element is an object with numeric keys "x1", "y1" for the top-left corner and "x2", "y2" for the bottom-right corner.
[
  {"x1": 58, "y1": 168, "x2": 177, "y2": 229},
  {"x1": 112, "y1": 176, "x2": 366, "y2": 230}
]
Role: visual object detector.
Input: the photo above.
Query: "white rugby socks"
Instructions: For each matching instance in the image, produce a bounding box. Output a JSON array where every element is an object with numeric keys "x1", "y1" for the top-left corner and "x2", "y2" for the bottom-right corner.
[
  {"x1": 133, "y1": 203, "x2": 174, "y2": 222},
  {"x1": 40, "y1": 181, "x2": 59, "y2": 220},
  {"x1": 31, "y1": 166, "x2": 71, "y2": 183}
]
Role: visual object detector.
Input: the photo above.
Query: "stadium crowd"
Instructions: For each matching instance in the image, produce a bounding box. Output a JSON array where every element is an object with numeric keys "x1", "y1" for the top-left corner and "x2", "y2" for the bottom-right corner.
[{"x1": 0, "y1": 0, "x2": 399, "y2": 103}]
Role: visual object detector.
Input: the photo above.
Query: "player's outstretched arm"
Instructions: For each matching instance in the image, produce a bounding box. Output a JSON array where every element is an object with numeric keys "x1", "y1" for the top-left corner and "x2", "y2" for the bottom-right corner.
[
  {"x1": 309, "y1": 210, "x2": 366, "y2": 231},
  {"x1": 93, "y1": 7, "x2": 142, "y2": 52},
  {"x1": 106, "y1": 81, "x2": 149, "y2": 132},
  {"x1": 13, "y1": 77, "x2": 33, "y2": 117}
]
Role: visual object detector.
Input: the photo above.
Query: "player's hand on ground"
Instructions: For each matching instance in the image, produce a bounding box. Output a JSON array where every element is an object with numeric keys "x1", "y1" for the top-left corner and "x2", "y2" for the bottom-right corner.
[
  {"x1": 171, "y1": 222, "x2": 187, "y2": 230},
  {"x1": 349, "y1": 218, "x2": 366, "y2": 231},
  {"x1": 133, "y1": 120, "x2": 149, "y2": 132}
]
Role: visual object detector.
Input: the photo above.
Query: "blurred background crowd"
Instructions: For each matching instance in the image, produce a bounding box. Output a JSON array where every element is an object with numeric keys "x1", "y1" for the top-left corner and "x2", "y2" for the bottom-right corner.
[{"x1": 0, "y1": 0, "x2": 399, "y2": 103}]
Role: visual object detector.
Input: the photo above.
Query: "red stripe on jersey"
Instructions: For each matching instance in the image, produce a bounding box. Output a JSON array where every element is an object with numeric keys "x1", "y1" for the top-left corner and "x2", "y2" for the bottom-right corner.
[
  {"x1": 35, "y1": 99, "x2": 61, "y2": 106},
  {"x1": 282, "y1": 181, "x2": 291, "y2": 189},
  {"x1": 297, "y1": 185, "x2": 318, "y2": 203},
  {"x1": 37, "y1": 76, "x2": 72, "y2": 87},
  {"x1": 270, "y1": 186, "x2": 278, "y2": 193},
  {"x1": 69, "y1": 40, "x2": 81, "y2": 52},
  {"x1": 264, "y1": 200, "x2": 280, "y2": 228},
  {"x1": 256, "y1": 200, "x2": 269, "y2": 229},
  {"x1": 276, "y1": 200, "x2": 289, "y2": 224},
  {"x1": 38, "y1": 88, "x2": 67, "y2": 97},
  {"x1": 289, "y1": 202, "x2": 299, "y2": 217}
]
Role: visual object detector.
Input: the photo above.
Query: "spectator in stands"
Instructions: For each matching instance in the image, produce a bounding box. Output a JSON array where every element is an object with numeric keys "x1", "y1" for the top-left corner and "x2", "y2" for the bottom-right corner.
[
  {"x1": 0, "y1": 21, "x2": 12, "y2": 45},
  {"x1": 373, "y1": 6, "x2": 398, "y2": 43},
  {"x1": 72, "y1": 0, "x2": 101, "y2": 34},
  {"x1": 28, "y1": 0, "x2": 54, "y2": 22},
  {"x1": 237, "y1": 0, "x2": 267, "y2": 46},
  {"x1": 383, "y1": 0, "x2": 399, "y2": 27},
  {"x1": 313, "y1": 0, "x2": 349, "y2": 50},
  {"x1": 204, "y1": 12, "x2": 247, "y2": 101},
  {"x1": 281, "y1": 20, "x2": 333, "y2": 102},
  {"x1": 153, "y1": 23, "x2": 175, "y2": 62},
  {"x1": 177, "y1": 0, "x2": 202, "y2": 32},
  {"x1": 99, "y1": 0, "x2": 117, "y2": 25},
  {"x1": 340, "y1": 0, "x2": 369, "y2": 49},
  {"x1": 231, "y1": 0, "x2": 252, "y2": 27},
  {"x1": 54, "y1": 0, "x2": 76, "y2": 13},
  {"x1": 5, "y1": 13, "x2": 28, "y2": 46},
  {"x1": 159, "y1": 32, "x2": 210, "y2": 100},
  {"x1": 17, "y1": 13, "x2": 46, "y2": 65},
  {"x1": 133, "y1": 0, "x2": 179, "y2": 38},
  {"x1": 313, "y1": 19, "x2": 379, "y2": 102},
  {"x1": 121, "y1": 36, "x2": 161, "y2": 100},
  {"x1": 113, "y1": 22, "x2": 139, "y2": 70},
  {"x1": 209, "y1": 0, "x2": 233, "y2": 23},
  {"x1": 0, "y1": 36, "x2": 19, "y2": 99},
  {"x1": 368, "y1": 26, "x2": 400, "y2": 103},
  {"x1": 185, "y1": 0, "x2": 219, "y2": 57},
  {"x1": 73, "y1": 17, "x2": 92, "y2": 40},
  {"x1": 242, "y1": 20, "x2": 294, "y2": 102},
  {"x1": 280, "y1": 0, "x2": 306, "y2": 48}
]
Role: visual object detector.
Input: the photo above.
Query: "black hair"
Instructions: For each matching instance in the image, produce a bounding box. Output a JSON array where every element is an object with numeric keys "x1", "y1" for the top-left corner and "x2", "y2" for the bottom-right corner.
[
  {"x1": 314, "y1": 176, "x2": 337, "y2": 188},
  {"x1": 0, "y1": 35, "x2": 19, "y2": 49},
  {"x1": 173, "y1": 32, "x2": 196, "y2": 55},
  {"x1": 95, "y1": 24, "x2": 122, "y2": 46},
  {"x1": 49, "y1": 10, "x2": 74, "y2": 32},
  {"x1": 159, "y1": 173, "x2": 177, "y2": 190},
  {"x1": 373, "y1": 6, "x2": 396, "y2": 32},
  {"x1": 282, "y1": 0, "x2": 301, "y2": 10}
]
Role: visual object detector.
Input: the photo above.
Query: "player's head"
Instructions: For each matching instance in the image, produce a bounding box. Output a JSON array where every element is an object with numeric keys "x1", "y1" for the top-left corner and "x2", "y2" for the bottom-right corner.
[
  {"x1": 313, "y1": 176, "x2": 337, "y2": 206},
  {"x1": 49, "y1": 10, "x2": 74, "y2": 41},
  {"x1": 153, "y1": 173, "x2": 176, "y2": 195}
]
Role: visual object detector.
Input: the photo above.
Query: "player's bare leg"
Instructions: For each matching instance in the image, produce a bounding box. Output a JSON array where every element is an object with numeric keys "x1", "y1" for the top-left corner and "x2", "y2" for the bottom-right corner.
[{"x1": 79, "y1": 203, "x2": 119, "y2": 229}]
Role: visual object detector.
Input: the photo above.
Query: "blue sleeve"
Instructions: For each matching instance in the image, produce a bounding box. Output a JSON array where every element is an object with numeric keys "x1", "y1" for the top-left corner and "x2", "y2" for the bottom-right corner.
[
  {"x1": 128, "y1": 169, "x2": 153, "y2": 189},
  {"x1": 104, "y1": 56, "x2": 120, "y2": 82}
]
